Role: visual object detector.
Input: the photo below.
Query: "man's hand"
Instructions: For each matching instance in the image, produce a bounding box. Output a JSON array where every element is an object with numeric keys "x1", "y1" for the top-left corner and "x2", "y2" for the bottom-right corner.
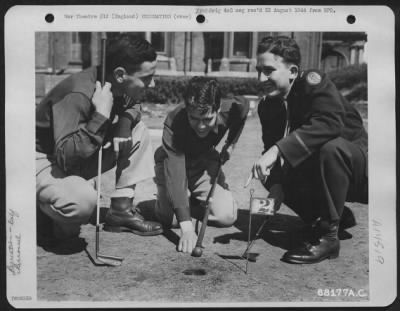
[
  {"x1": 92, "y1": 81, "x2": 113, "y2": 119},
  {"x1": 220, "y1": 144, "x2": 233, "y2": 165},
  {"x1": 252, "y1": 145, "x2": 280, "y2": 181},
  {"x1": 268, "y1": 184, "x2": 284, "y2": 212},
  {"x1": 178, "y1": 221, "x2": 198, "y2": 253}
]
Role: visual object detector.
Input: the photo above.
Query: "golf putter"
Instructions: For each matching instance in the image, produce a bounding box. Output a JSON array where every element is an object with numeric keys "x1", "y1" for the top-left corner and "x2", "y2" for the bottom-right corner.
[
  {"x1": 94, "y1": 34, "x2": 123, "y2": 267},
  {"x1": 191, "y1": 162, "x2": 223, "y2": 257},
  {"x1": 191, "y1": 142, "x2": 233, "y2": 258}
]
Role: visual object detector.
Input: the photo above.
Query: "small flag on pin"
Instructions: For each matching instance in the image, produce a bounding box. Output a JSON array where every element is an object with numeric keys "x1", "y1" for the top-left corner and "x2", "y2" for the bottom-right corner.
[{"x1": 250, "y1": 197, "x2": 275, "y2": 216}]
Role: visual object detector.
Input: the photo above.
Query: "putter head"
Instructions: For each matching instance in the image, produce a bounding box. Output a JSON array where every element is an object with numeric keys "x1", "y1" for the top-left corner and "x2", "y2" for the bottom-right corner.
[
  {"x1": 97, "y1": 253, "x2": 123, "y2": 267},
  {"x1": 241, "y1": 252, "x2": 259, "y2": 262},
  {"x1": 183, "y1": 268, "x2": 207, "y2": 276}
]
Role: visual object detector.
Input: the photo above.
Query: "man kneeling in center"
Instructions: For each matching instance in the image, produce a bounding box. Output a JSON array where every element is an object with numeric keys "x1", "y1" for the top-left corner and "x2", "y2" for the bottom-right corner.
[{"x1": 154, "y1": 77, "x2": 249, "y2": 253}]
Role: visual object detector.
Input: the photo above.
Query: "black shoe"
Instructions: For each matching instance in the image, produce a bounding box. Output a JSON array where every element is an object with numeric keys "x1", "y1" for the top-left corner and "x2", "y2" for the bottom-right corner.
[
  {"x1": 282, "y1": 237, "x2": 340, "y2": 264},
  {"x1": 283, "y1": 221, "x2": 340, "y2": 264},
  {"x1": 104, "y1": 197, "x2": 163, "y2": 236}
]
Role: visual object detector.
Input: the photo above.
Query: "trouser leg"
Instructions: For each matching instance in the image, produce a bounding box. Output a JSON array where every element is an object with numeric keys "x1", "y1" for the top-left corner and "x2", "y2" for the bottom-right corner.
[
  {"x1": 188, "y1": 152, "x2": 237, "y2": 227},
  {"x1": 281, "y1": 138, "x2": 367, "y2": 264},
  {"x1": 279, "y1": 155, "x2": 322, "y2": 225},
  {"x1": 80, "y1": 121, "x2": 155, "y2": 191},
  {"x1": 318, "y1": 137, "x2": 368, "y2": 223},
  {"x1": 36, "y1": 153, "x2": 97, "y2": 239},
  {"x1": 280, "y1": 138, "x2": 367, "y2": 225}
]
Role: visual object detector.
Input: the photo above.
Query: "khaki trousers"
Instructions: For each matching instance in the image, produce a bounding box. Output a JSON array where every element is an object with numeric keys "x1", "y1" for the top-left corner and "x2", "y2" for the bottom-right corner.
[{"x1": 36, "y1": 121, "x2": 154, "y2": 237}]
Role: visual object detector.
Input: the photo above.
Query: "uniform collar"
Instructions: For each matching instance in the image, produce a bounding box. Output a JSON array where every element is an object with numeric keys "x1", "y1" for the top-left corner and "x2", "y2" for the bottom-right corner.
[{"x1": 287, "y1": 73, "x2": 302, "y2": 101}]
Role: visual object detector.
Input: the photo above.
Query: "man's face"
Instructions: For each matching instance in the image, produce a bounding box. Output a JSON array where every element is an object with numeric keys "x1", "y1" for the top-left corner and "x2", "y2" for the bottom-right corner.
[
  {"x1": 120, "y1": 60, "x2": 157, "y2": 100},
  {"x1": 256, "y1": 51, "x2": 295, "y2": 98},
  {"x1": 187, "y1": 107, "x2": 217, "y2": 138}
]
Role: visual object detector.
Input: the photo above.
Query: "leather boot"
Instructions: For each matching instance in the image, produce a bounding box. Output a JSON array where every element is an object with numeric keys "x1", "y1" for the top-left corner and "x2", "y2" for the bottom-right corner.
[
  {"x1": 104, "y1": 197, "x2": 163, "y2": 236},
  {"x1": 301, "y1": 206, "x2": 356, "y2": 241},
  {"x1": 282, "y1": 221, "x2": 340, "y2": 264}
]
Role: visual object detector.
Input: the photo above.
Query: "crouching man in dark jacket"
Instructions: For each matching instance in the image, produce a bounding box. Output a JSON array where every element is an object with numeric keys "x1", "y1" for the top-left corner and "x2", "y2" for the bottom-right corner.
[{"x1": 252, "y1": 36, "x2": 368, "y2": 264}]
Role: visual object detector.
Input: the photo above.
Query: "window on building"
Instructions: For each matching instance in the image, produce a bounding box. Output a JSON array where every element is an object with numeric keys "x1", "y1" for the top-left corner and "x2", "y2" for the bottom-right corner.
[
  {"x1": 69, "y1": 32, "x2": 91, "y2": 68},
  {"x1": 151, "y1": 32, "x2": 166, "y2": 54},
  {"x1": 233, "y1": 32, "x2": 251, "y2": 57},
  {"x1": 70, "y1": 32, "x2": 82, "y2": 63},
  {"x1": 321, "y1": 52, "x2": 347, "y2": 72}
]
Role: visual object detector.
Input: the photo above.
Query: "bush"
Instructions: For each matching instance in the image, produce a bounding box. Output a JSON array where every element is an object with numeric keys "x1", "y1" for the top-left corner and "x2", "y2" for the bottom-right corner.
[
  {"x1": 144, "y1": 76, "x2": 264, "y2": 104},
  {"x1": 345, "y1": 82, "x2": 367, "y2": 102},
  {"x1": 144, "y1": 63, "x2": 367, "y2": 104},
  {"x1": 328, "y1": 63, "x2": 367, "y2": 89}
]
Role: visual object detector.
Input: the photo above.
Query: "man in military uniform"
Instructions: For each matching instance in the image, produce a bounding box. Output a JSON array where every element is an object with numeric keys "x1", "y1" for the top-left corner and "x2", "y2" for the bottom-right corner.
[
  {"x1": 36, "y1": 34, "x2": 163, "y2": 247},
  {"x1": 154, "y1": 77, "x2": 249, "y2": 254},
  {"x1": 252, "y1": 36, "x2": 368, "y2": 264}
]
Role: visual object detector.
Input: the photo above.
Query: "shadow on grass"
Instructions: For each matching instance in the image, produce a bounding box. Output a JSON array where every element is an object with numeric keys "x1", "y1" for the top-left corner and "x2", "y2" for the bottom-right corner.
[
  {"x1": 38, "y1": 236, "x2": 88, "y2": 255},
  {"x1": 37, "y1": 206, "x2": 88, "y2": 255},
  {"x1": 214, "y1": 209, "x2": 306, "y2": 251}
]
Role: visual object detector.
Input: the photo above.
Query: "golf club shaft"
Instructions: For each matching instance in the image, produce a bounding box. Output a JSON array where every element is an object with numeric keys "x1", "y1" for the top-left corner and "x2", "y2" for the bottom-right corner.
[
  {"x1": 193, "y1": 162, "x2": 223, "y2": 252},
  {"x1": 95, "y1": 33, "x2": 107, "y2": 231},
  {"x1": 96, "y1": 33, "x2": 107, "y2": 229},
  {"x1": 95, "y1": 141, "x2": 104, "y2": 257},
  {"x1": 95, "y1": 33, "x2": 106, "y2": 259}
]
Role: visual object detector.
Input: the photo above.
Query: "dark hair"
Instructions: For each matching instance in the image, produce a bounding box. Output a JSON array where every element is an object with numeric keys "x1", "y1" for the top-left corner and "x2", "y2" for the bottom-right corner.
[
  {"x1": 106, "y1": 33, "x2": 157, "y2": 74},
  {"x1": 257, "y1": 36, "x2": 301, "y2": 67},
  {"x1": 184, "y1": 77, "x2": 221, "y2": 113}
]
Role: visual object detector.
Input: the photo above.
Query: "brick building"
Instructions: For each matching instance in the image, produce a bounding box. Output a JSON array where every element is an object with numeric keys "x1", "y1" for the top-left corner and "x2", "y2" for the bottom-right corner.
[{"x1": 35, "y1": 31, "x2": 366, "y2": 100}]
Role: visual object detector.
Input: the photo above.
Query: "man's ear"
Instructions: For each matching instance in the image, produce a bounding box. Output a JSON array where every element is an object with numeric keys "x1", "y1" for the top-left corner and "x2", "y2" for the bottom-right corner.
[
  {"x1": 113, "y1": 67, "x2": 127, "y2": 84},
  {"x1": 289, "y1": 65, "x2": 299, "y2": 83}
]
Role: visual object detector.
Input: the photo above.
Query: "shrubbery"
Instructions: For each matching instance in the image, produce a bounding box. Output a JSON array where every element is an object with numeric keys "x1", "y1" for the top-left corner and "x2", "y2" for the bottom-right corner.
[
  {"x1": 328, "y1": 63, "x2": 367, "y2": 102},
  {"x1": 328, "y1": 63, "x2": 367, "y2": 90},
  {"x1": 144, "y1": 63, "x2": 367, "y2": 104},
  {"x1": 143, "y1": 76, "x2": 263, "y2": 104}
]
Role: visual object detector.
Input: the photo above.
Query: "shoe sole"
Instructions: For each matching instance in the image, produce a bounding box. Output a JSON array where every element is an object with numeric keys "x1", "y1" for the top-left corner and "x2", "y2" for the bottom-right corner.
[
  {"x1": 103, "y1": 225, "x2": 163, "y2": 236},
  {"x1": 282, "y1": 252, "x2": 339, "y2": 264}
]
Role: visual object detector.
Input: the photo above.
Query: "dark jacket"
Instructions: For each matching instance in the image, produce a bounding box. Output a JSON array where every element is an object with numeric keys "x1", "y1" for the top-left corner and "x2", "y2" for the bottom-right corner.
[{"x1": 258, "y1": 69, "x2": 368, "y2": 186}]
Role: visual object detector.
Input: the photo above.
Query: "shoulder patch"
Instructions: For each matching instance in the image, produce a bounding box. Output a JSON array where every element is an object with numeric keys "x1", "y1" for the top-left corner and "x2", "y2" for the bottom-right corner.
[{"x1": 306, "y1": 71, "x2": 322, "y2": 85}]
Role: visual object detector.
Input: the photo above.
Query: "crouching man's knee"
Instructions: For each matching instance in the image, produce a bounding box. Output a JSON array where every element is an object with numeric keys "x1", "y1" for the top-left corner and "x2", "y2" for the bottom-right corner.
[
  {"x1": 40, "y1": 176, "x2": 97, "y2": 224},
  {"x1": 210, "y1": 193, "x2": 238, "y2": 227},
  {"x1": 319, "y1": 138, "x2": 345, "y2": 164},
  {"x1": 72, "y1": 186, "x2": 97, "y2": 223}
]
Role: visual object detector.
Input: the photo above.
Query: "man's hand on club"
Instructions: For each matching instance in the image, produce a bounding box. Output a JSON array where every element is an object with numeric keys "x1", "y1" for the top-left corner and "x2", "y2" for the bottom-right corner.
[
  {"x1": 268, "y1": 183, "x2": 284, "y2": 212},
  {"x1": 178, "y1": 221, "x2": 198, "y2": 253},
  {"x1": 252, "y1": 145, "x2": 280, "y2": 182},
  {"x1": 92, "y1": 81, "x2": 113, "y2": 119}
]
